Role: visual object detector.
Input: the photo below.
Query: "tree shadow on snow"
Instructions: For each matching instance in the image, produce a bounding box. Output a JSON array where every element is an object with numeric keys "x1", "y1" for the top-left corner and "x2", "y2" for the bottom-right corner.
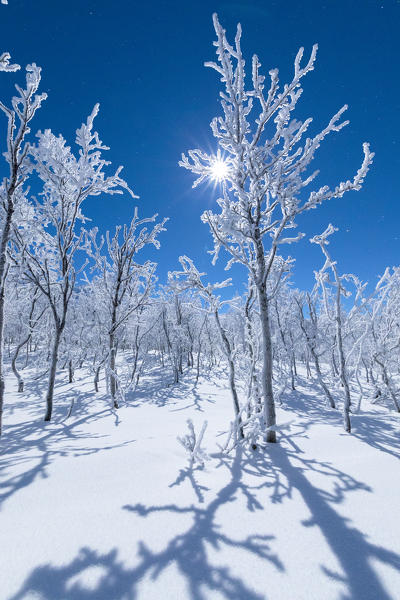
[
  {"x1": 280, "y1": 375, "x2": 400, "y2": 461},
  {"x1": 130, "y1": 365, "x2": 217, "y2": 412},
  {"x1": 6, "y1": 384, "x2": 400, "y2": 600},
  {"x1": 350, "y1": 413, "x2": 400, "y2": 461},
  {"x1": 9, "y1": 448, "x2": 282, "y2": 600},
  {"x1": 169, "y1": 462, "x2": 210, "y2": 503},
  {"x1": 209, "y1": 427, "x2": 400, "y2": 600},
  {"x1": 0, "y1": 377, "x2": 135, "y2": 510},
  {"x1": 266, "y1": 426, "x2": 400, "y2": 600},
  {"x1": 9, "y1": 426, "x2": 400, "y2": 600}
]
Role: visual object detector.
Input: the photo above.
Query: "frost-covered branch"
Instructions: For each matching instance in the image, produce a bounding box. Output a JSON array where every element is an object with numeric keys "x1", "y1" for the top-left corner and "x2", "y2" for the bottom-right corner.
[{"x1": 0, "y1": 51, "x2": 19, "y2": 72}]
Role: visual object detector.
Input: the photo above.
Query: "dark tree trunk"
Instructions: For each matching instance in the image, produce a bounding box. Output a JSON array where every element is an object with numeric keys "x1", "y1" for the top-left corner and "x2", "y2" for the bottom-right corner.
[
  {"x1": 0, "y1": 203, "x2": 14, "y2": 435},
  {"x1": 68, "y1": 360, "x2": 74, "y2": 384},
  {"x1": 44, "y1": 328, "x2": 62, "y2": 421},
  {"x1": 214, "y1": 309, "x2": 243, "y2": 439},
  {"x1": 11, "y1": 335, "x2": 31, "y2": 393},
  {"x1": 257, "y1": 285, "x2": 277, "y2": 443}
]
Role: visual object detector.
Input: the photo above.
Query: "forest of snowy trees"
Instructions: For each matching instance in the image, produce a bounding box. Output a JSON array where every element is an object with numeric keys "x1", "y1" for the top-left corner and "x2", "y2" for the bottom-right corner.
[{"x1": 0, "y1": 14, "x2": 399, "y2": 450}]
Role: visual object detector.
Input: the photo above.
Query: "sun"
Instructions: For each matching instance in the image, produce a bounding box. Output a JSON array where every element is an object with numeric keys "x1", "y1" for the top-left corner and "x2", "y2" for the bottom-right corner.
[{"x1": 209, "y1": 157, "x2": 229, "y2": 182}]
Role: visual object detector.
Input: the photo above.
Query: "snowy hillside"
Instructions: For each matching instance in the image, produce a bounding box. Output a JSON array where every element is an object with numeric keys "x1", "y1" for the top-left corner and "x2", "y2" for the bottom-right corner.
[{"x1": 1, "y1": 367, "x2": 399, "y2": 600}]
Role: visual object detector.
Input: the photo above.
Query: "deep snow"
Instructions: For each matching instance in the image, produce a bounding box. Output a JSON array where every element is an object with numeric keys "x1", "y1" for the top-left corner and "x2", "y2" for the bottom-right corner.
[{"x1": 1, "y1": 366, "x2": 400, "y2": 600}]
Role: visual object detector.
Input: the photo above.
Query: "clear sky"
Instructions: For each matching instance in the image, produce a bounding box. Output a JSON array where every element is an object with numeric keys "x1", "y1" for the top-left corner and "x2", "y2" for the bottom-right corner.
[{"x1": 1, "y1": 0, "x2": 399, "y2": 294}]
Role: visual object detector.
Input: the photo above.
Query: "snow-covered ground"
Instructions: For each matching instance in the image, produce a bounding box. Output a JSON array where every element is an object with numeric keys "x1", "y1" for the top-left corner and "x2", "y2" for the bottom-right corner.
[{"x1": 1, "y1": 367, "x2": 400, "y2": 600}]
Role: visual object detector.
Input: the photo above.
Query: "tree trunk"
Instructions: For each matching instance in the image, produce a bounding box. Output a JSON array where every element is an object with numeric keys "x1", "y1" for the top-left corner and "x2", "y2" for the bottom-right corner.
[
  {"x1": 331, "y1": 341, "x2": 339, "y2": 378},
  {"x1": 68, "y1": 360, "x2": 74, "y2": 384},
  {"x1": 214, "y1": 310, "x2": 243, "y2": 438},
  {"x1": 292, "y1": 347, "x2": 298, "y2": 377},
  {"x1": 306, "y1": 353, "x2": 312, "y2": 378},
  {"x1": 11, "y1": 336, "x2": 30, "y2": 393},
  {"x1": 109, "y1": 331, "x2": 118, "y2": 409},
  {"x1": 369, "y1": 368, "x2": 382, "y2": 401},
  {"x1": 256, "y1": 286, "x2": 277, "y2": 443},
  {"x1": 0, "y1": 203, "x2": 14, "y2": 435},
  {"x1": 313, "y1": 351, "x2": 335, "y2": 408},
  {"x1": 44, "y1": 328, "x2": 62, "y2": 421},
  {"x1": 244, "y1": 290, "x2": 261, "y2": 414},
  {"x1": 94, "y1": 364, "x2": 101, "y2": 393},
  {"x1": 195, "y1": 344, "x2": 202, "y2": 383},
  {"x1": 290, "y1": 358, "x2": 296, "y2": 391},
  {"x1": 375, "y1": 357, "x2": 400, "y2": 412},
  {"x1": 335, "y1": 303, "x2": 351, "y2": 432},
  {"x1": 162, "y1": 309, "x2": 179, "y2": 384}
]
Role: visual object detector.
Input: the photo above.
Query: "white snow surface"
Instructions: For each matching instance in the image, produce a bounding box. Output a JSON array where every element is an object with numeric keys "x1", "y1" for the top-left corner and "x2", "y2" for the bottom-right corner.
[{"x1": 1, "y1": 366, "x2": 400, "y2": 600}]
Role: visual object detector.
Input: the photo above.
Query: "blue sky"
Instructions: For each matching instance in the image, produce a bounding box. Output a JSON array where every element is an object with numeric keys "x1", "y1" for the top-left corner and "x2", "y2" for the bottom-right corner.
[{"x1": 1, "y1": 0, "x2": 399, "y2": 295}]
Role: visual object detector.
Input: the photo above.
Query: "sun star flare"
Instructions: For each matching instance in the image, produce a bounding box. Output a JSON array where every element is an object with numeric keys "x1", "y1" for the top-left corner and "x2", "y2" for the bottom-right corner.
[{"x1": 209, "y1": 157, "x2": 229, "y2": 182}]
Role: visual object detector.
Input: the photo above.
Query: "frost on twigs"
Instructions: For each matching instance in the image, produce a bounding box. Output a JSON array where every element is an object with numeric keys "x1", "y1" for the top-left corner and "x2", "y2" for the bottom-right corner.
[
  {"x1": 180, "y1": 13, "x2": 374, "y2": 275},
  {"x1": 168, "y1": 255, "x2": 232, "y2": 311},
  {"x1": 219, "y1": 414, "x2": 259, "y2": 453},
  {"x1": 220, "y1": 413, "x2": 295, "y2": 453},
  {"x1": 0, "y1": 51, "x2": 19, "y2": 72},
  {"x1": 177, "y1": 419, "x2": 210, "y2": 467}
]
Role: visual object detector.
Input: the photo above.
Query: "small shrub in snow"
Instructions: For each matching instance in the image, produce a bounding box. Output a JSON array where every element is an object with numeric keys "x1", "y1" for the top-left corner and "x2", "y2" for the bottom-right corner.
[{"x1": 177, "y1": 419, "x2": 210, "y2": 467}]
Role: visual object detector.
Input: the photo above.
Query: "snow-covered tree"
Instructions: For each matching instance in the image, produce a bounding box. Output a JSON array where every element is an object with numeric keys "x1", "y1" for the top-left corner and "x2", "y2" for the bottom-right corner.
[
  {"x1": 311, "y1": 225, "x2": 359, "y2": 431},
  {"x1": 0, "y1": 60, "x2": 46, "y2": 434},
  {"x1": 19, "y1": 105, "x2": 132, "y2": 421},
  {"x1": 7, "y1": 283, "x2": 47, "y2": 392},
  {"x1": 180, "y1": 13, "x2": 373, "y2": 442},
  {"x1": 169, "y1": 256, "x2": 243, "y2": 437},
  {"x1": 87, "y1": 210, "x2": 166, "y2": 407},
  {"x1": 295, "y1": 291, "x2": 336, "y2": 409},
  {"x1": 363, "y1": 269, "x2": 400, "y2": 412}
]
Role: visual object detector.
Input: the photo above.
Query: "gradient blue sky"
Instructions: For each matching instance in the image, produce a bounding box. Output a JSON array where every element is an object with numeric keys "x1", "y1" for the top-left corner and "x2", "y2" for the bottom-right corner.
[{"x1": 1, "y1": 0, "x2": 399, "y2": 294}]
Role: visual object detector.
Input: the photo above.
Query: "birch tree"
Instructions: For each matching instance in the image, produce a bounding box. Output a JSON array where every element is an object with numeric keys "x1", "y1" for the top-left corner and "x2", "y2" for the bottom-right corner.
[
  {"x1": 295, "y1": 292, "x2": 336, "y2": 408},
  {"x1": 169, "y1": 256, "x2": 243, "y2": 438},
  {"x1": 0, "y1": 59, "x2": 46, "y2": 434},
  {"x1": 87, "y1": 210, "x2": 166, "y2": 407},
  {"x1": 180, "y1": 14, "x2": 373, "y2": 441},
  {"x1": 365, "y1": 269, "x2": 400, "y2": 412},
  {"x1": 8, "y1": 285, "x2": 47, "y2": 392},
  {"x1": 20, "y1": 105, "x2": 132, "y2": 421},
  {"x1": 311, "y1": 225, "x2": 355, "y2": 431}
]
